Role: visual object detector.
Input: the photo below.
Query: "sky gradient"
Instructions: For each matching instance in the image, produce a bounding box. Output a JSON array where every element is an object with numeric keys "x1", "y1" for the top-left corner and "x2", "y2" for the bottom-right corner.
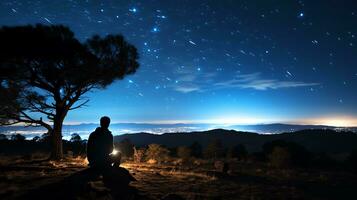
[{"x1": 1, "y1": 0, "x2": 357, "y2": 126}]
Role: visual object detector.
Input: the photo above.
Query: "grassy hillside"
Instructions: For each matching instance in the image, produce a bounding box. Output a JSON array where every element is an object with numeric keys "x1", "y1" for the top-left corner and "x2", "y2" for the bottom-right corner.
[{"x1": 114, "y1": 129, "x2": 357, "y2": 153}]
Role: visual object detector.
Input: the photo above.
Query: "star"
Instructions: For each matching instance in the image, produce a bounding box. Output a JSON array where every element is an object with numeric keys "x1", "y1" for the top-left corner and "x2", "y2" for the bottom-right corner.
[
  {"x1": 129, "y1": 8, "x2": 137, "y2": 13},
  {"x1": 298, "y1": 12, "x2": 304, "y2": 18},
  {"x1": 152, "y1": 27, "x2": 159, "y2": 32}
]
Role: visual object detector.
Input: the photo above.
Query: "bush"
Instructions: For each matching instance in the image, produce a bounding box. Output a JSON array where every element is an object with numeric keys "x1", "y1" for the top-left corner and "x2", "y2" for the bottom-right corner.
[
  {"x1": 0, "y1": 133, "x2": 8, "y2": 140},
  {"x1": 190, "y1": 141, "x2": 203, "y2": 158},
  {"x1": 268, "y1": 146, "x2": 291, "y2": 168},
  {"x1": 263, "y1": 139, "x2": 311, "y2": 167},
  {"x1": 204, "y1": 139, "x2": 224, "y2": 159},
  {"x1": 32, "y1": 136, "x2": 41, "y2": 142},
  {"x1": 227, "y1": 144, "x2": 247, "y2": 160},
  {"x1": 11, "y1": 134, "x2": 25, "y2": 141},
  {"x1": 146, "y1": 144, "x2": 170, "y2": 164},
  {"x1": 118, "y1": 138, "x2": 134, "y2": 158},
  {"x1": 70, "y1": 133, "x2": 82, "y2": 143},
  {"x1": 133, "y1": 147, "x2": 146, "y2": 163},
  {"x1": 177, "y1": 146, "x2": 191, "y2": 160}
]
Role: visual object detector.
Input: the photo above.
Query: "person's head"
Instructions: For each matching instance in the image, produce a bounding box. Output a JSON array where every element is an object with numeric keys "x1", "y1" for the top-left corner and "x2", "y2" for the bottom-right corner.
[{"x1": 100, "y1": 116, "x2": 111, "y2": 129}]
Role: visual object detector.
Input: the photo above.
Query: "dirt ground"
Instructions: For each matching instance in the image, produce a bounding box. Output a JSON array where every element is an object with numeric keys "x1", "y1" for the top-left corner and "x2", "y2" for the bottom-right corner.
[{"x1": 0, "y1": 156, "x2": 356, "y2": 200}]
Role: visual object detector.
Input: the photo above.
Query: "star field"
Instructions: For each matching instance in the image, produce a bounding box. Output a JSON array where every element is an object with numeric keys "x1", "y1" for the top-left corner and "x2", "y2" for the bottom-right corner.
[{"x1": 1, "y1": 0, "x2": 357, "y2": 125}]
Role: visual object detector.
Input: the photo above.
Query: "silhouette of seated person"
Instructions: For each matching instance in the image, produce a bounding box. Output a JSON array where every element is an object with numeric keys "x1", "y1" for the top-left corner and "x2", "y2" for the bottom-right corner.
[
  {"x1": 87, "y1": 116, "x2": 134, "y2": 186},
  {"x1": 87, "y1": 116, "x2": 119, "y2": 168}
]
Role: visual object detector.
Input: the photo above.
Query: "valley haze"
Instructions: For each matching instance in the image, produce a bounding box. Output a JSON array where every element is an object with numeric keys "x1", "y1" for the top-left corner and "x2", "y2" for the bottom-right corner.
[{"x1": 1, "y1": 123, "x2": 356, "y2": 140}]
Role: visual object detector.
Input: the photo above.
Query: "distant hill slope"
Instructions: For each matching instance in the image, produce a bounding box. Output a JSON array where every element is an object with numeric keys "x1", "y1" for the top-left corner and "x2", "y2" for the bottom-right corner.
[{"x1": 114, "y1": 129, "x2": 357, "y2": 153}]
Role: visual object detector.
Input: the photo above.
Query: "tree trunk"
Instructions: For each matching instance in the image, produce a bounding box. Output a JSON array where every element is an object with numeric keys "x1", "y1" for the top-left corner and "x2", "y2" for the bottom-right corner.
[
  {"x1": 50, "y1": 103, "x2": 69, "y2": 160},
  {"x1": 50, "y1": 120, "x2": 63, "y2": 160}
]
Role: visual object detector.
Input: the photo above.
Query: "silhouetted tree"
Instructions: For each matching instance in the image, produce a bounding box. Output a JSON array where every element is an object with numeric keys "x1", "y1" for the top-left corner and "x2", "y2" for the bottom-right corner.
[
  {"x1": 70, "y1": 133, "x2": 82, "y2": 143},
  {"x1": 228, "y1": 144, "x2": 247, "y2": 160},
  {"x1": 11, "y1": 133, "x2": 26, "y2": 141},
  {"x1": 32, "y1": 136, "x2": 41, "y2": 142},
  {"x1": 0, "y1": 24, "x2": 139, "y2": 159},
  {"x1": 118, "y1": 138, "x2": 134, "y2": 158},
  {"x1": 204, "y1": 139, "x2": 224, "y2": 159},
  {"x1": 40, "y1": 133, "x2": 51, "y2": 143},
  {"x1": 0, "y1": 133, "x2": 7, "y2": 140},
  {"x1": 0, "y1": 78, "x2": 22, "y2": 125},
  {"x1": 190, "y1": 141, "x2": 202, "y2": 158}
]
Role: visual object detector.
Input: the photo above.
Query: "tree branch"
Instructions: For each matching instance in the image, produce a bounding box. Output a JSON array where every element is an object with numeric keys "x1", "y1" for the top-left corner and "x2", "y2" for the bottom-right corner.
[
  {"x1": 27, "y1": 101, "x2": 55, "y2": 116},
  {"x1": 69, "y1": 99, "x2": 89, "y2": 110},
  {"x1": 18, "y1": 111, "x2": 52, "y2": 131}
]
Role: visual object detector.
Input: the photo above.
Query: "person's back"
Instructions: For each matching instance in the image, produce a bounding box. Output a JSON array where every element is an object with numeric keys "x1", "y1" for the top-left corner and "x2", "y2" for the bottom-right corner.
[
  {"x1": 86, "y1": 116, "x2": 135, "y2": 188},
  {"x1": 87, "y1": 116, "x2": 113, "y2": 168}
]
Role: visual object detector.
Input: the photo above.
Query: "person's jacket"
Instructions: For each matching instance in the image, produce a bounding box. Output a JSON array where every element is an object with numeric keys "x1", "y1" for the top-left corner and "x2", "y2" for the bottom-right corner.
[{"x1": 87, "y1": 127, "x2": 113, "y2": 167}]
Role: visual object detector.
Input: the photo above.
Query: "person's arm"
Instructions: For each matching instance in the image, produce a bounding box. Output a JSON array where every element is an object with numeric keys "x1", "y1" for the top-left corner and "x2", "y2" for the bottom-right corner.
[
  {"x1": 109, "y1": 134, "x2": 114, "y2": 153},
  {"x1": 86, "y1": 133, "x2": 94, "y2": 164}
]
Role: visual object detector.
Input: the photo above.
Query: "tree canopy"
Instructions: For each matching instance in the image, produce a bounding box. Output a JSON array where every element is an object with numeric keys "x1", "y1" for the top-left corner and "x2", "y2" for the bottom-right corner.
[{"x1": 0, "y1": 24, "x2": 140, "y2": 159}]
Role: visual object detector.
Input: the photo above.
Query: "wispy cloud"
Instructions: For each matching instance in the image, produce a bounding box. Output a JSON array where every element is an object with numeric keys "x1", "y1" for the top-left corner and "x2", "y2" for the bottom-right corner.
[
  {"x1": 214, "y1": 73, "x2": 319, "y2": 90},
  {"x1": 175, "y1": 85, "x2": 201, "y2": 93},
  {"x1": 171, "y1": 72, "x2": 319, "y2": 93}
]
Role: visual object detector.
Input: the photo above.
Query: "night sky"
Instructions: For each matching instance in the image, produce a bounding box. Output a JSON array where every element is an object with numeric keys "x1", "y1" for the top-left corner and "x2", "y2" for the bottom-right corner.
[{"x1": 1, "y1": 0, "x2": 357, "y2": 126}]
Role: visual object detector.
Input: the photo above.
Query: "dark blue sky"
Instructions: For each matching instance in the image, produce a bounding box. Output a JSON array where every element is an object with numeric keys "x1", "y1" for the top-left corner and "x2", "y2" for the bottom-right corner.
[{"x1": 1, "y1": 0, "x2": 357, "y2": 126}]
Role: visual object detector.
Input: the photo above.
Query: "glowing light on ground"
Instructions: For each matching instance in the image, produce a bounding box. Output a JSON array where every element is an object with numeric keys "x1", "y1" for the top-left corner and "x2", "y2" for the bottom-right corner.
[{"x1": 111, "y1": 149, "x2": 119, "y2": 155}]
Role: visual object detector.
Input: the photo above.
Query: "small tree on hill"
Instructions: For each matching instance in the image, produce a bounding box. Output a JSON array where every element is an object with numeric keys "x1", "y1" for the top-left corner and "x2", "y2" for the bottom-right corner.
[
  {"x1": 0, "y1": 133, "x2": 8, "y2": 140},
  {"x1": 0, "y1": 24, "x2": 139, "y2": 159},
  {"x1": 11, "y1": 134, "x2": 26, "y2": 141},
  {"x1": 32, "y1": 136, "x2": 41, "y2": 142},
  {"x1": 70, "y1": 133, "x2": 82, "y2": 143},
  {"x1": 146, "y1": 144, "x2": 169, "y2": 164}
]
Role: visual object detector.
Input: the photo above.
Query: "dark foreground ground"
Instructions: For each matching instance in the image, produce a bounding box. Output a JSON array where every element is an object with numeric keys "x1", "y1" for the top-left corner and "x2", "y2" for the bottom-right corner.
[{"x1": 0, "y1": 155, "x2": 356, "y2": 200}]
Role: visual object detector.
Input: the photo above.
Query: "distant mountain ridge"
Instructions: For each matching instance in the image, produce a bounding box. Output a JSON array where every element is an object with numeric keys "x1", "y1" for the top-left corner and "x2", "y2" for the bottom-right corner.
[
  {"x1": 114, "y1": 129, "x2": 357, "y2": 154},
  {"x1": 0, "y1": 123, "x2": 356, "y2": 139}
]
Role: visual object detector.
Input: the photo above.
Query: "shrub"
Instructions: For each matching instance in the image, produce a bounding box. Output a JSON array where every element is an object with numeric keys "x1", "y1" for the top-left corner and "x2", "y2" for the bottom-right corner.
[
  {"x1": 70, "y1": 133, "x2": 82, "y2": 143},
  {"x1": 0, "y1": 133, "x2": 8, "y2": 140},
  {"x1": 177, "y1": 146, "x2": 191, "y2": 160},
  {"x1": 133, "y1": 147, "x2": 146, "y2": 163},
  {"x1": 263, "y1": 139, "x2": 311, "y2": 167},
  {"x1": 227, "y1": 144, "x2": 247, "y2": 160},
  {"x1": 32, "y1": 136, "x2": 41, "y2": 142},
  {"x1": 190, "y1": 141, "x2": 203, "y2": 158},
  {"x1": 146, "y1": 144, "x2": 169, "y2": 164},
  {"x1": 204, "y1": 139, "x2": 224, "y2": 159},
  {"x1": 118, "y1": 138, "x2": 134, "y2": 158},
  {"x1": 11, "y1": 134, "x2": 25, "y2": 141},
  {"x1": 268, "y1": 146, "x2": 291, "y2": 168}
]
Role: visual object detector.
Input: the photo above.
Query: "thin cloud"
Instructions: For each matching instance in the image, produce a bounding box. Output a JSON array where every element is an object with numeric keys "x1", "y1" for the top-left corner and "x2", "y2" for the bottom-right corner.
[
  {"x1": 214, "y1": 73, "x2": 319, "y2": 90},
  {"x1": 174, "y1": 85, "x2": 201, "y2": 93},
  {"x1": 172, "y1": 72, "x2": 319, "y2": 93}
]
